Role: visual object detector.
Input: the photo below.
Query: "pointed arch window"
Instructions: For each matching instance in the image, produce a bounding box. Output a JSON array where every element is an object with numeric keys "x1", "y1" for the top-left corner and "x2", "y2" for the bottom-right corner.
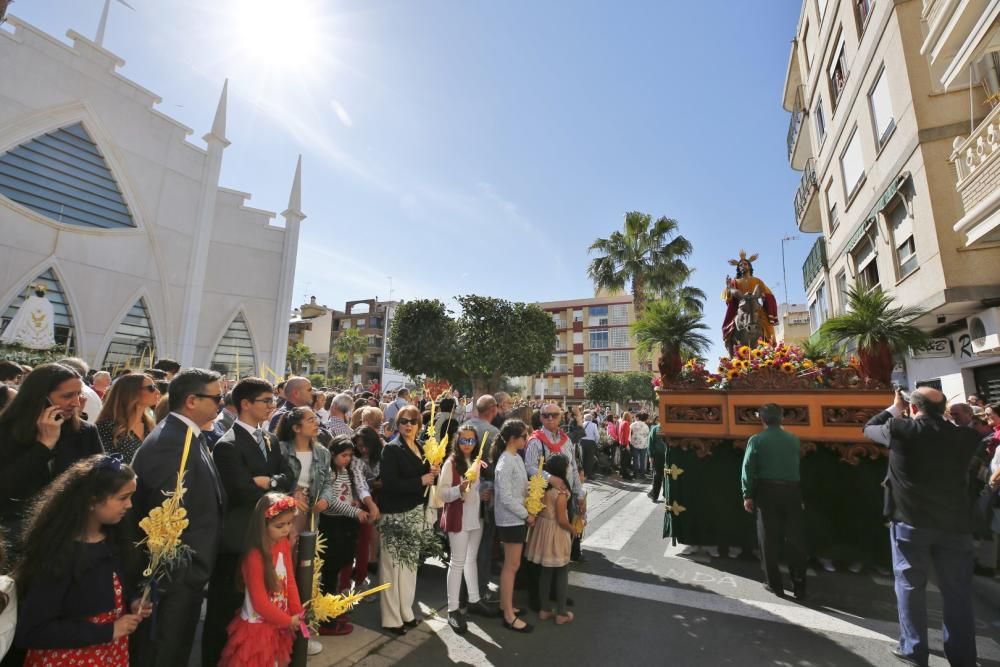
[
  {"x1": 211, "y1": 313, "x2": 256, "y2": 379},
  {"x1": 102, "y1": 298, "x2": 156, "y2": 370},
  {"x1": 0, "y1": 123, "x2": 136, "y2": 229},
  {"x1": 0, "y1": 269, "x2": 77, "y2": 352}
]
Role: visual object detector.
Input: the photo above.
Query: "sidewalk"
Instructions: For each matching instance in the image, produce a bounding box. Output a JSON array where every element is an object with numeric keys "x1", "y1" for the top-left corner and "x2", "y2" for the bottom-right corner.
[
  {"x1": 306, "y1": 562, "x2": 450, "y2": 667},
  {"x1": 972, "y1": 572, "x2": 1000, "y2": 611}
]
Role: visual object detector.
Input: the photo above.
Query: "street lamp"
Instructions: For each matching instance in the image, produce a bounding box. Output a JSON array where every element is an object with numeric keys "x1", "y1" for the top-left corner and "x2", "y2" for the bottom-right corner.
[{"x1": 780, "y1": 235, "x2": 799, "y2": 308}]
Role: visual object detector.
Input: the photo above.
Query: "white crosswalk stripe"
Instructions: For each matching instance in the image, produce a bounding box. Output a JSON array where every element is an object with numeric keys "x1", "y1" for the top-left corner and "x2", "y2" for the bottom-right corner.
[{"x1": 581, "y1": 490, "x2": 659, "y2": 551}]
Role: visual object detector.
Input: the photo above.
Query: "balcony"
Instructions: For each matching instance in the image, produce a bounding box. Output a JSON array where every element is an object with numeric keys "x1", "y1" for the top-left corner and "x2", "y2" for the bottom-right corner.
[
  {"x1": 801, "y1": 236, "x2": 828, "y2": 290},
  {"x1": 786, "y1": 85, "x2": 812, "y2": 169},
  {"x1": 950, "y1": 101, "x2": 1000, "y2": 247},
  {"x1": 794, "y1": 158, "x2": 821, "y2": 232}
]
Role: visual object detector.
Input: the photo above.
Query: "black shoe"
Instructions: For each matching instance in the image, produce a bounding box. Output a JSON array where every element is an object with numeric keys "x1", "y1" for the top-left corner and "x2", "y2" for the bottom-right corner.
[
  {"x1": 384, "y1": 625, "x2": 407, "y2": 636},
  {"x1": 792, "y1": 580, "x2": 807, "y2": 601},
  {"x1": 974, "y1": 565, "x2": 996, "y2": 577},
  {"x1": 467, "y1": 600, "x2": 501, "y2": 618},
  {"x1": 763, "y1": 584, "x2": 786, "y2": 598},
  {"x1": 448, "y1": 611, "x2": 468, "y2": 635},
  {"x1": 502, "y1": 617, "x2": 534, "y2": 633},
  {"x1": 888, "y1": 647, "x2": 923, "y2": 666},
  {"x1": 565, "y1": 596, "x2": 575, "y2": 607},
  {"x1": 403, "y1": 618, "x2": 420, "y2": 630}
]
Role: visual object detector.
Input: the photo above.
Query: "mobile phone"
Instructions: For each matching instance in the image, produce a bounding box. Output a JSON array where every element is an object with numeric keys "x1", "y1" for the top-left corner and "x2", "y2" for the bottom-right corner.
[{"x1": 46, "y1": 397, "x2": 63, "y2": 422}]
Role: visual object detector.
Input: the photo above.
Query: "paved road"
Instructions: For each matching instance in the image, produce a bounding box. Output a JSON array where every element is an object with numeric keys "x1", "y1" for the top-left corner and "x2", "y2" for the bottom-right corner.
[{"x1": 341, "y1": 476, "x2": 1000, "y2": 667}]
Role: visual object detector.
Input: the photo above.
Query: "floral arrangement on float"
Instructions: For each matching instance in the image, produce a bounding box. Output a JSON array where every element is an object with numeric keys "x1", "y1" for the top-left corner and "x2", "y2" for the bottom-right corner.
[{"x1": 657, "y1": 340, "x2": 868, "y2": 391}]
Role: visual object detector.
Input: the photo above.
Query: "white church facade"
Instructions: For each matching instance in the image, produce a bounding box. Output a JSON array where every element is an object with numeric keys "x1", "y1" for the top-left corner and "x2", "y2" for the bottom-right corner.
[{"x1": 0, "y1": 15, "x2": 303, "y2": 378}]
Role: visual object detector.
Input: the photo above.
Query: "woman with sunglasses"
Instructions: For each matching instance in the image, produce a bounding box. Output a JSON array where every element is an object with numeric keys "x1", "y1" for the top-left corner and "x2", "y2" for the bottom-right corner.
[
  {"x1": 433, "y1": 423, "x2": 495, "y2": 634},
  {"x1": 95, "y1": 373, "x2": 159, "y2": 463},
  {"x1": 376, "y1": 404, "x2": 439, "y2": 635}
]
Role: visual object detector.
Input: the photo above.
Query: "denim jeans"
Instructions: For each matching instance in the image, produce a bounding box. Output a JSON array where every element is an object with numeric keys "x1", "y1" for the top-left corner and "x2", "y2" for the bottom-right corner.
[
  {"x1": 889, "y1": 521, "x2": 977, "y2": 666},
  {"x1": 632, "y1": 448, "x2": 648, "y2": 476}
]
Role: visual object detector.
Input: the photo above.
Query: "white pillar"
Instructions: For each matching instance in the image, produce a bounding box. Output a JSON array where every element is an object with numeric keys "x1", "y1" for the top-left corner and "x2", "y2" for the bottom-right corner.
[
  {"x1": 178, "y1": 80, "x2": 230, "y2": 367},
  {"x1": 272, "y1": 155, "x2": 306, "y2": 376}
]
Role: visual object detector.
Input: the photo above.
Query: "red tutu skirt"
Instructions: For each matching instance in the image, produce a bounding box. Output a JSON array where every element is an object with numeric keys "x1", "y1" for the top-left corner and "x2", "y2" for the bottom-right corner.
[{"x1": 219, "y1": 617, "x2": 295, "y2": 667}]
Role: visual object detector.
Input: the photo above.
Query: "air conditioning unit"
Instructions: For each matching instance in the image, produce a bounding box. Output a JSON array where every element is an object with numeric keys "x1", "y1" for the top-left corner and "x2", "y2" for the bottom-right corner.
[{"x1": 969, "y1": 307, "x2": 1000, "y2": 354}]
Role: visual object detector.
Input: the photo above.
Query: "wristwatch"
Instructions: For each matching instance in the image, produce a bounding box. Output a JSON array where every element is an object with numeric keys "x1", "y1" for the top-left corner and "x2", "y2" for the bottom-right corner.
[{"x1": 269, "y1": 477, "x2": 278, "y2": 489}]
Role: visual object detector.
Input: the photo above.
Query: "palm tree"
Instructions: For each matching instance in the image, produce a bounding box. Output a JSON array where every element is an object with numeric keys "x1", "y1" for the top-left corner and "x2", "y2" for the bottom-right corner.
[
  {"x1": 335, "y1": 328, "x2": 369, "y2": 385},
  {"x1": 286, "y1": 342, "x2": 315, "y2": 375},
  {"x1": 631, "y1": 298, "x2": 712, "y2": 379},
  {"x1": 588, "y1": 211, "x2": 696, "y2": 315},
  {"x1": 818, "y1": 286, "x2": 929, "y2": 384}
]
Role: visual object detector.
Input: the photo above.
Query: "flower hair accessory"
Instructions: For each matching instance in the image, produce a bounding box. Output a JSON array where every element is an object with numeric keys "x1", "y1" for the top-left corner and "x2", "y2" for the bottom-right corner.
[
  {"x1": 265, "y1": 495, "x2": 298, "y2": 519},
  {"x1": 95, "y1": 453, "x2": 124, "y2": 472}
]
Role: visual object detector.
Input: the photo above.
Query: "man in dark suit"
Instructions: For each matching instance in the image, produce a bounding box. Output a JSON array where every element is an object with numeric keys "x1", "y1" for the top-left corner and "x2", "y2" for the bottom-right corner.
[
  {"x1": 130, "y1": 368, "x2": 226, "y2": 667},
  {"x1": 864, "y1": 387, "x2": 981, "y2": 667},
  {"x1": 202, "y1": 377, "x2": 295, "y2": 667}
]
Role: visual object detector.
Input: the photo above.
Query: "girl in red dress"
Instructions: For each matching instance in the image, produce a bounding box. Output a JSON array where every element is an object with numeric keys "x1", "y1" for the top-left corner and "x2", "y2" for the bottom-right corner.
[
  {"x1": 14, "y1": 454, "x2": 151, "y2": 667},
  {"x1": 220, "y1": 493, "x2": 304, "y2": 667}
]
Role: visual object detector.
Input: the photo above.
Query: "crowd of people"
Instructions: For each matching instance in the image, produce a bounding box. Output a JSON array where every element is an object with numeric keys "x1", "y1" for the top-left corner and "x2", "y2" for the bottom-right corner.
[{"x1": 0, "y1": 357, "x2": 662, "y2": 666}]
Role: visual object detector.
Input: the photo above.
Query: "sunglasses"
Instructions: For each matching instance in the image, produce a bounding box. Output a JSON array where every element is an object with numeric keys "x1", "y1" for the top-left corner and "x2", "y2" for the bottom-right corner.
[
  {"x1": 195, "y1": 393, "x2": 223, "y2": 402},
  {"x1": 142, "y1": 384, "x2": 159, "y2": 393},
  {"x1": 458, "y1": 437, "x2": 477, "y2": 445},
  {"x1": 397, "y1": 417, "x2": 419, "y2": 426},
  {"x1": 541, "y1": 413, "x2": 560, "y2": 418}
]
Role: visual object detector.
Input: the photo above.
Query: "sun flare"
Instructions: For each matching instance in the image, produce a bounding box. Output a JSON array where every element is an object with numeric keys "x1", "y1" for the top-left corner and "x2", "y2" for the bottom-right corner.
[{"x1": 232, "y1": 0, "x2": 326, "y2": 72}]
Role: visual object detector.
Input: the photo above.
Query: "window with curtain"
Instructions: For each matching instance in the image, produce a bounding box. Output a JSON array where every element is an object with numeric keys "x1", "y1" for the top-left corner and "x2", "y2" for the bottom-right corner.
[
  {"x1": 853, "y1": 237, "x2": 880, "y2": 291},
  {"x1": 840, "y1": 128, "x2": 865, "y2": 200},
  {"x1": 829, "y1": 35, "x2": 850, "y2": 106},
  {"x1": 887, "y1": 201, "x2": 917, "y2": 278},
  {"x1": 869, "y1": 67, "x2": 895, "y2": 147}
]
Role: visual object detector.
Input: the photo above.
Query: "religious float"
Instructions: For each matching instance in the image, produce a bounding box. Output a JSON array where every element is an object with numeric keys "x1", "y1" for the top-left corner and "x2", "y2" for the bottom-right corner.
[{"x1": 658, "y1": 250, "x2": 894, "y2": 567}]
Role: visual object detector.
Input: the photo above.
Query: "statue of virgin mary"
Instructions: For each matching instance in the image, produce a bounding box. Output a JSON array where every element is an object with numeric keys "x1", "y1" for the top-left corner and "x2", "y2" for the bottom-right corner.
[{"x1": 0, "y1": 283, "x2": 57, "y2": 349}]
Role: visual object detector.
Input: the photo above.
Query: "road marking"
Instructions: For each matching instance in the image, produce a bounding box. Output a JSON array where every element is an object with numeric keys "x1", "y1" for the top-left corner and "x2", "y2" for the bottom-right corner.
[
  {"x1": 582, "y1": 490, "x2": 659, "y2": 551},
  {"x1": 568, "y1": 572, "x2": 1000, "y2": 661},
  {"x1": 418, "y1": 602, "x2": 497, "y2": 666}
]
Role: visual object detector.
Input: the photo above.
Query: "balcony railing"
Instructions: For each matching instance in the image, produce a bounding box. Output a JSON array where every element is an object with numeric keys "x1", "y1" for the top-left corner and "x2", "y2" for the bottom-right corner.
[
  {"x1": 801, "y1": 236, "x2": 828, "y2": 290},
  {"x1": 793, "y1": 158, "x2": 818, "y2": 223},
  {"x1": 786, "y1": 85, "x2": 806, "y2": 162}
]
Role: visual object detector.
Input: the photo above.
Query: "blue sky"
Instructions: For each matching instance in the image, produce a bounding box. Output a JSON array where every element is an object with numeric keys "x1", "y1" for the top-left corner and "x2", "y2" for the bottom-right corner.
[{"x1": 16, "y1": 0, "x2": 808, "y2": 362}]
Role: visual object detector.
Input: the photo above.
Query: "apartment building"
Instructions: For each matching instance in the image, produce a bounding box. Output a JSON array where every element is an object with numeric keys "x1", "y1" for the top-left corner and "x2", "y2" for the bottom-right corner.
[
  {"x1": 329, "y1": 298, "x2": 393, "y2": 387},
  {"x1": 287, "y1": 296, "x2": 335, "y2": 374},
  {"x1": 522, "y1": 294, "x2": 640, "y2": 402},
  {"x1": 783, "y1": 0, "x2": 1000, "y2": 402},
  {"x1": 775, "y1": 303, "x2": 812, "y2": 346}
]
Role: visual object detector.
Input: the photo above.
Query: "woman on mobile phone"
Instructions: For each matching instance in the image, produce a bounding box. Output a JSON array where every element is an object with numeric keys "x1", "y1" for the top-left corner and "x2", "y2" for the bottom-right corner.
[{"x1": 0, "y1": 363, "x2": 103, "y2": 554}]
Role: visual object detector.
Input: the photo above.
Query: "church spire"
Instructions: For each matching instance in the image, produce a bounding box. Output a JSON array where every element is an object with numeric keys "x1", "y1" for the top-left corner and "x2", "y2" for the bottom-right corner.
[
  {"x1": 284, "y1": 154, "x2": 304, "y2": 218},
  {"x1": 205, "y1": 79, "x2": 230, "y2": 146}
]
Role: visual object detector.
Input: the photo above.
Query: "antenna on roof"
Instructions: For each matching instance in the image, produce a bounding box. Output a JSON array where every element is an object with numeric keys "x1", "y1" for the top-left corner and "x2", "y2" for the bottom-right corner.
[{"x1": 95, "y1": 0, "x2": 135, "y2": 48}]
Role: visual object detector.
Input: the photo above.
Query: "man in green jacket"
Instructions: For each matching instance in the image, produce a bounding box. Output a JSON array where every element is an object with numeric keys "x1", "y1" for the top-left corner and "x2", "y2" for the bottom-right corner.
[
  {"x1": 741, "y1": 403, "x2": 807, "y2": 600},
  {"x1": 648, "y1": 419, "x2": 667, "y2": 502}
]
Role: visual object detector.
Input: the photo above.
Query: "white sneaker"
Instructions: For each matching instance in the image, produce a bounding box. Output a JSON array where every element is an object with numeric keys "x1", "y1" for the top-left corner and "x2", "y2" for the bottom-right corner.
[
  {"x1": 677, "y1": 545, "x2": 699, "y2": 556},
  {"x1": 705, "y1": 546, "x2": 720, "y2": 558},
  {"x1": 819, "y1": 558, "x2": 836, "y2": 573},
  {"x1": 307, "y1": 639, "x2": 323, "y2": 656},
  {"x1": 847, "y1": 561, "x2": 864, "y2": 574}
]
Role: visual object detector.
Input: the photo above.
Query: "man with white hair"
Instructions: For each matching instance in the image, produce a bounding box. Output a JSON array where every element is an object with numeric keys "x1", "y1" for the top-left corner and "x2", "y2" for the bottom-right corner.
[
  {"x1": 326, "y1": 392, "x2": 355, "y2": 437},
  {"x1": 92, "y1": 370, "x2": 111, "y2": 399},
  {"x1": 58, "y1": 356, "x2": 102, "y2": 423}
]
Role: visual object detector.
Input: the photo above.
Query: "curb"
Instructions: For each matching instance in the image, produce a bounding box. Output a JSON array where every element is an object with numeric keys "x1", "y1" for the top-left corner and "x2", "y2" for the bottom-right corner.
[{"x1": 313, "y1": 603, "x2": 448, "y2": 667}]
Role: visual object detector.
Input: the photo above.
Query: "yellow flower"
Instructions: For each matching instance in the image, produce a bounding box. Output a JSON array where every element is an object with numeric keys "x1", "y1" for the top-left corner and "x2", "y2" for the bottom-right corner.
[
  {"x1": 761, "y1": 359, "x2": 773, "y2": 367},
  {"x1": 737, "y1": 345, "x2": 750, "y2": 359},
  {"x1": 726, "y1": 369, "x2": 738, "y2": 380},
  {"x1": 802, "y1": 360, "x2": 814, "y2": 369},
  {"x1": 781, "y1": 362, "x2": 795, "y2": 374},
  {"x1": 525, "y1": 456, "x2": 547, "y2": 516}
]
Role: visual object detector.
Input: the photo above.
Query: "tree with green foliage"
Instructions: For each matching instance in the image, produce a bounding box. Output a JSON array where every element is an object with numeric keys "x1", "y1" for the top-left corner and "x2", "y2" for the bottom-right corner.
[
  {"x1": 620, "y1": 371, "x2": 656, "y2": 403},
  {"x1": 631, "y1": 298, "x2": 711, "y2": 379},
  {"x1": 587, "y1": 211, "x2": 702, "y2": 315},
  {"x1": 456, "y1": 295, "x2": 557, "y2": 395},
  {"x1": 387, "y1": 299, "x2": 459, "y2": 381},
  {"x1": 286, "y1": 342, "x2": 315, "y2": 375},
  {"x1": 584, "y1": 373, "x2": 624, "y2": 404},
  {"x1": 334, "y1": 327, "x2": 370, "y2": 385},
  {"x1": 387, "y1": 296, "x2": 557, "y2": 394}
]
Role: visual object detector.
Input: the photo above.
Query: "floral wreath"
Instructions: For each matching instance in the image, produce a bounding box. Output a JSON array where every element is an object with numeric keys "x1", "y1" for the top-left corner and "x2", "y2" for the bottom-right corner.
[{"x1": 265, "y1": 495, "x2": 298, "y2": 519}]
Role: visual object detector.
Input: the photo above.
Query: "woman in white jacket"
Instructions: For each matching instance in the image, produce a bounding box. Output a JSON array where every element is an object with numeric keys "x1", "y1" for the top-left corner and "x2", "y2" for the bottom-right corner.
[{"x1": 434, "y1": 423, "x2": 497, "y2": 634}]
